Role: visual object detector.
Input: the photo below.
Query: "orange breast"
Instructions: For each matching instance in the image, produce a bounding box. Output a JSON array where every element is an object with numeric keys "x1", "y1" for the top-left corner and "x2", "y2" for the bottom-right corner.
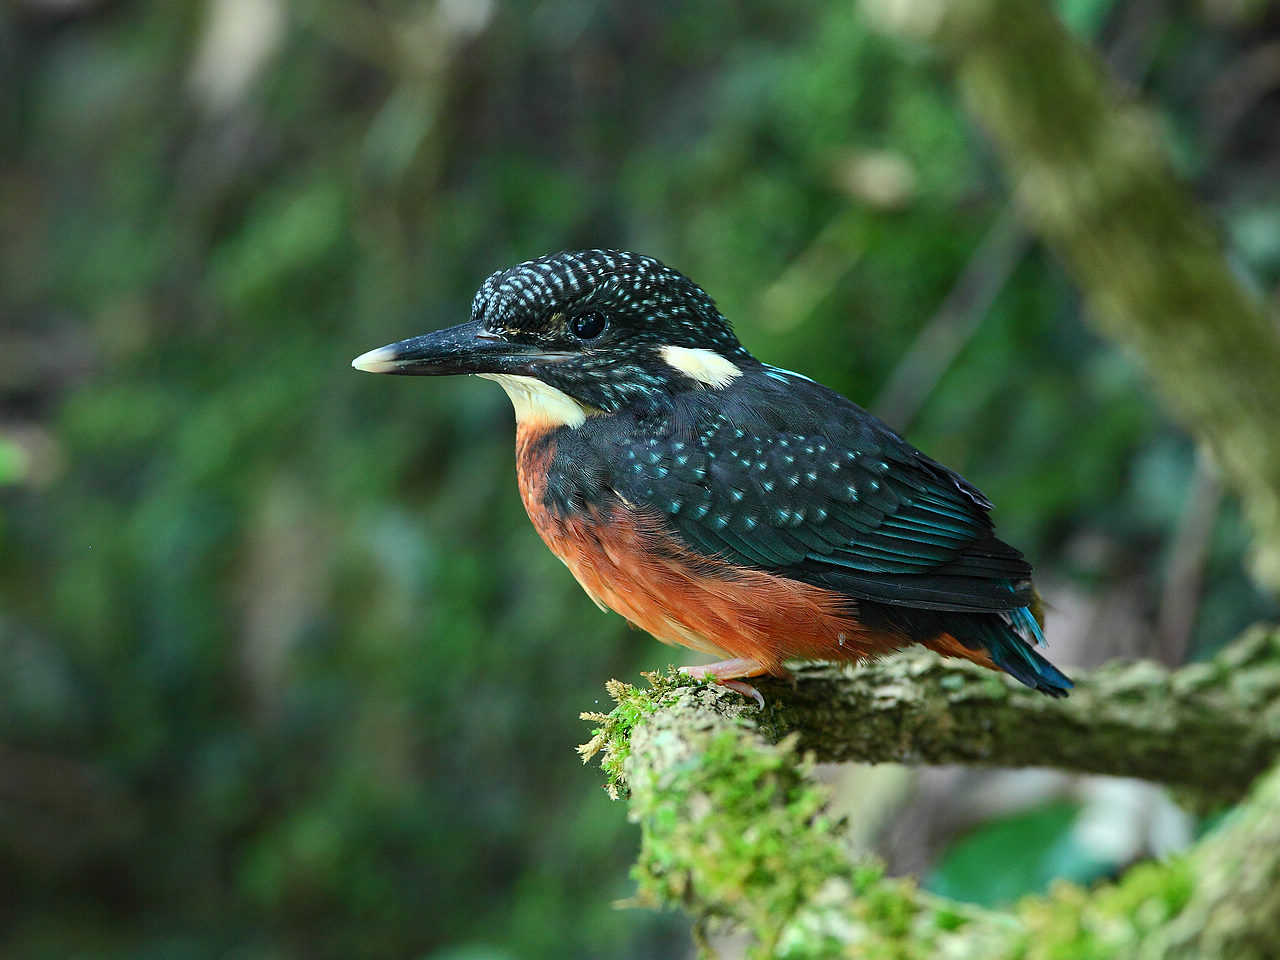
[{"x1": 513, "y1": 425, "x2": 918, "y2": 675}]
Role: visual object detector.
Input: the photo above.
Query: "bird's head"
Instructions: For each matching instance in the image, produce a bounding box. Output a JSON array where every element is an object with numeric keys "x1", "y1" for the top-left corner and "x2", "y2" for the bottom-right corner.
[{"x1": 352, "y1": 250, "x2": 754, "y2": 426}]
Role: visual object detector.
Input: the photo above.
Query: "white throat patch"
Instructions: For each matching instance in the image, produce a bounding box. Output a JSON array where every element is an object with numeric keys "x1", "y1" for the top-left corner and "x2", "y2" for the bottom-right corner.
[
  {"x1": 477, "y1": 373, "x2": 597, "y2": 429},
  {"x1": 659, "y1": 345, "x2": 743, "y2": 389}
]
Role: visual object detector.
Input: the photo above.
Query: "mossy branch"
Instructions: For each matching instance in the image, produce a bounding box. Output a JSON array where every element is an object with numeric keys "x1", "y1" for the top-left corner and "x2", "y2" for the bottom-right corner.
[
  {"x1": 581, "y1": 626, "x2": 1280, "y2": 958},
  {"x1": 765, "y1": 625, "x2": 1280, "y2": 807},
  {"x1": 584, "y1": 625, "x2": 1280, "y2": 806}
]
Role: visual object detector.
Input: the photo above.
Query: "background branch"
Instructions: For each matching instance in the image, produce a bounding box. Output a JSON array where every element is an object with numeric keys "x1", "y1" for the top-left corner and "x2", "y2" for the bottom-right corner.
[{"x1": 864, "y1": 0, "x2": 1280, "y2": 591}]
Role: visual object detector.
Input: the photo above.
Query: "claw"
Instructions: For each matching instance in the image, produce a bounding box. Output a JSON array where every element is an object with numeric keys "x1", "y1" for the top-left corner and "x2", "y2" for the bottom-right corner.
[
  {"x1": 680, "y1": 657, "x2": 772, "y2": 708},
  {"x1": 720, "y1": 679, "x2": 766, "y2": 709}
]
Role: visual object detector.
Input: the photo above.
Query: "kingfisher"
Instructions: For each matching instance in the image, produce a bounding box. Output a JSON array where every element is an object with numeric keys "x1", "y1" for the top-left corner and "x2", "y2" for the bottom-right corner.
[{"x1": 352, "y1": 250, "x2": 1071, "y2": 702}]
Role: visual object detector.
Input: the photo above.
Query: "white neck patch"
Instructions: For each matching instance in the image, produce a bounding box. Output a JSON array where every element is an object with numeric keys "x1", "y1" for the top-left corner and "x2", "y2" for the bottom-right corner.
[
  {"x1": 477, "y1": 373, "x2": 597, "y2": 429},
  {"x1": 659, "y1": 345, "x2": 743, "y2": 389}
]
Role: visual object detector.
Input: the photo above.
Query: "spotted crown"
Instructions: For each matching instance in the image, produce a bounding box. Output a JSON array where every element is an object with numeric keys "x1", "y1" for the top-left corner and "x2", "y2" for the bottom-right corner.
[{"x1": 470, "y1": 249, "x2": 748, "y2": 358}]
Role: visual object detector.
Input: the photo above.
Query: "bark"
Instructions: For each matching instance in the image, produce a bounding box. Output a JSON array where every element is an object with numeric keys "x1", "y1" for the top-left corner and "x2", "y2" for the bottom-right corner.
[{"x1": 765, "y1": 625, "x2": 1280, "y2": 808}]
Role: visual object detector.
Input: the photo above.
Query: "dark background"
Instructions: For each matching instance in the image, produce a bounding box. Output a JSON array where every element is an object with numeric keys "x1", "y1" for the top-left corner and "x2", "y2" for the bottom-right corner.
[{"x1": 2, "y1": 1, "x2": 1279, "y2": 957}]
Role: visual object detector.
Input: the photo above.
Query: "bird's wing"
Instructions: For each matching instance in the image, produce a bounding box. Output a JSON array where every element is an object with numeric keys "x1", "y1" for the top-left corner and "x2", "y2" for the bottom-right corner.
[{"x1": 604, "y1": 371, "x2": 1032, "y2": 613}]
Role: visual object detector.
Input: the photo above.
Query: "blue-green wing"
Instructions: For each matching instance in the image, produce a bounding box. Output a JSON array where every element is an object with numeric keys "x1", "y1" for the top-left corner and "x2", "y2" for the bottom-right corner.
[{"x1": 608, "y1": 371, "x2": 1033, "y2": 613}]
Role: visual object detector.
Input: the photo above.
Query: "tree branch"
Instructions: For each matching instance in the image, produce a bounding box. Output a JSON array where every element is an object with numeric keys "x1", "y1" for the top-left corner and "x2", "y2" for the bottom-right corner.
[
  {"x1": 582, "y1": 627, "x2": 1280, "y2": 957},
  {"x1": 760, "y1": 624, "x2": 1280, "y2": 807}
]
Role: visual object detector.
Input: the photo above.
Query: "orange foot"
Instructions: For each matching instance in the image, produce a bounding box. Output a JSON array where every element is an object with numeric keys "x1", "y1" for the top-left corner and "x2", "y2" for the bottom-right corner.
[{"x1": 680, "y1": 657, "x2": 782, "y2": 709}]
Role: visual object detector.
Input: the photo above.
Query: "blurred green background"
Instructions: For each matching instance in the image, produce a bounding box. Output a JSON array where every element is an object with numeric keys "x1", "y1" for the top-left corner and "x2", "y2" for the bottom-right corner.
[{"x1": 2, "y1": 0, "x2": 1279, "y2": 957}]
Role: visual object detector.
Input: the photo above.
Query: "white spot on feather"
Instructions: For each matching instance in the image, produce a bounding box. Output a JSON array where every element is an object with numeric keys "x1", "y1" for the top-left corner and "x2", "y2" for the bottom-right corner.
[{"x1": 659, "y1": 345, "x2": 743, "y2": 389}]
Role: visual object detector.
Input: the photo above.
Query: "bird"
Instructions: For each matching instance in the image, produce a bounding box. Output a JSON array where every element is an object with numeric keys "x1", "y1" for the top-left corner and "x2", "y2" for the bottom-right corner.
[{"x1": 352, "y1": 249, "x2": 1072, "y2": 703}]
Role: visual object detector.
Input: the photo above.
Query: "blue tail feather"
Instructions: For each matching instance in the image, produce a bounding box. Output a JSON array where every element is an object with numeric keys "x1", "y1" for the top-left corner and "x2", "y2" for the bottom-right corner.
[
  {"x1": 1009, "y1": 605, "x2": 1045, "y2": 647},
  {"x1": 875, "y1": 582, "x2": 1072, "y2": 697},
  {"x1": 979, "y1": 606, "x2": 1071, "y2": 697}
]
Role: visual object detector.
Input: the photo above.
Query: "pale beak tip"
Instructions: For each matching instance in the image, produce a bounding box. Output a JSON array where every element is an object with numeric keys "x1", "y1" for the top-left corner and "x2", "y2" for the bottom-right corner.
[{"x1": 351, "y1": 345, "x2": 401, "y2": 374}]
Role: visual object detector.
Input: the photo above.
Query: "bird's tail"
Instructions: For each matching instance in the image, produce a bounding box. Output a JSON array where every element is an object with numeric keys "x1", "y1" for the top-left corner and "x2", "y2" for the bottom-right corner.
[
  {"x1": 971, "y1": 606, "x2": 1072, "y2": 697},
  {"x1": 922, "y1": 602, "x2": 1072, "y2": 697}
]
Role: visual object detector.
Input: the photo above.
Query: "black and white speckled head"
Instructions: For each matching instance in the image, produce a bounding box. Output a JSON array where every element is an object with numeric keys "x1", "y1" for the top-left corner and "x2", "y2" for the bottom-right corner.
[
  {"x1": 353, "y1": 250, "x2": 758, "y2": 422},
  {"x1": 470, "y1": 250, "x2": 753, "y2": 411},
  {"x1": 472, "y1": 250, "x2": 742, "y2": 351}
]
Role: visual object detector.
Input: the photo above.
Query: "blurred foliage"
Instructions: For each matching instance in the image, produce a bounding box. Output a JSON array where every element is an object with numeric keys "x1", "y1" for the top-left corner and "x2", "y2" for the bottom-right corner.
[
  {"x1": 926, "y1": 803, "x2": 1110, "y2": 908},
  {"x1": 1, "y1": 0, "x2": 1278, "y2": 958}
]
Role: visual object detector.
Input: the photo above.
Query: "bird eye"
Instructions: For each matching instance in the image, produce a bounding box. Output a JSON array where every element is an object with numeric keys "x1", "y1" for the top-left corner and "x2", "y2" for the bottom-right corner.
[{"x1": 571, "y1": 312, "x2": 607, "y2": 340}]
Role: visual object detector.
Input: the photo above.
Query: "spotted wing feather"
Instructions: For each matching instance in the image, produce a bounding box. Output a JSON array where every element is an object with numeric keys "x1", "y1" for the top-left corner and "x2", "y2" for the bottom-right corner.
[{"x1": 603, "y1": 368, "x2": 1033, "y2": 613}]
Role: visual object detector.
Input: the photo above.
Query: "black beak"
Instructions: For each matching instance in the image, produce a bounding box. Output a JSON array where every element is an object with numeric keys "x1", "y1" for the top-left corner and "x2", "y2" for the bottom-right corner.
[{"x1": 351, "y1": 319, "x2": 569, "y2": 377}]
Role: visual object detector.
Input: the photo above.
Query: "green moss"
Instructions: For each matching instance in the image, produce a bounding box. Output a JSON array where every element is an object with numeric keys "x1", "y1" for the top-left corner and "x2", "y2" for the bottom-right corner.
[
  {"x1": 578, "y1": 669, "x2": 705, "y2": 797},
  {"x1": 607, "y1": 680, "x2": 965, "y2": 958},
  {"x1": 629, "y1": 728, "x2": 853, "y2": 956}
]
